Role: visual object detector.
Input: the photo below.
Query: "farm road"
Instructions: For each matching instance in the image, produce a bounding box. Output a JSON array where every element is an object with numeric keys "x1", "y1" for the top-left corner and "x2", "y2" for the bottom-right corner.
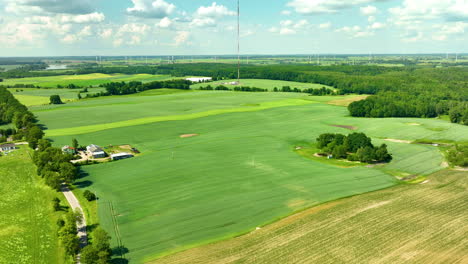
[{"x1": 61, "y1": 184, "x2": 87, "y2": 263}]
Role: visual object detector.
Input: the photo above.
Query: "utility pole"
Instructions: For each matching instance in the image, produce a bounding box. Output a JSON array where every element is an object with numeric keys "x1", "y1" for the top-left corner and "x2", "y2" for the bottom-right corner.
[{"x1": 237, "y1": 0, "x2": 240, "y2": 84}]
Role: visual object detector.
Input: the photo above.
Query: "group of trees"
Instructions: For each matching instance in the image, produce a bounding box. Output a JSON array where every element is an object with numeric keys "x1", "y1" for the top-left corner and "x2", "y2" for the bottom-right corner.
[
  {"x1": 50, "y1": 95, "x2": 64, "y2": 104},
  {"x1": 80, "y1": 228, "x2": 112, "y2": 264},
  {"x1": 198, "y1": 85, "x2": 268, "y2": 92},
  {"x1": 32, "y1": 139, "x2": 78, "y2": 190},
  {"x1": 0, "y1": 87, "x2": 43, "y2": 146},
  {"x1": 446, "y1": 144, "x2": 468, "y2": 167},
  {"x1": 57, "y1": 211, "x2": 81, "y2": 257},
  {"x1": 316, "y1": 132, "x2": 392, "y2": 163}
]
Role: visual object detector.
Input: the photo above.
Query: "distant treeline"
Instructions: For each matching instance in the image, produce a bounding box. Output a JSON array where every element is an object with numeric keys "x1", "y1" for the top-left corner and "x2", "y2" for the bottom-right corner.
[
  {"x1": 2, "y1": 63, "x2": 467, "y2": 125},
  {"x1": 84, "y1": 79, "x2": 191, "y2": 98},
  {"x1": 0, "y1": 87, "x2": 43, "y2": 146},
  {"x1": 198, "y1": 84, "x2": 337, "y2": 95}
]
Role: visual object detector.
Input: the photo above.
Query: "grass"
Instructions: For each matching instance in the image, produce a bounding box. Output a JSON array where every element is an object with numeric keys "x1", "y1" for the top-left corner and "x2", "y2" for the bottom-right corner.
[
  {"x1": 0, "y1": 146, "x2": 66, "y2": 264},
  {"x1": 154, "y1": 169, "x2": 468, "y2": 264},
  {"x1": 190, "y1": 79, "x2": 335, "y2": 91},
  {"x1": 35, "y1": 89, "x2": 468, "y2": 263},
  {"x1": 2, "y1": 73, "x2": 177, "y2": 88}
]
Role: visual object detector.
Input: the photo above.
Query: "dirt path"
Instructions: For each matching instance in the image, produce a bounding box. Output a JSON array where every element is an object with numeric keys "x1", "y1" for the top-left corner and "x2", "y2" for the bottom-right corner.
[{"x1": 61, "y1": 184, "x2": 87, "y2": 263}]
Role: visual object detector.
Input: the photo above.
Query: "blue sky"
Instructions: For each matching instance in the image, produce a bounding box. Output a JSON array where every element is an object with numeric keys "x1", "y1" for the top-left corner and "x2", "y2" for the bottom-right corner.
[{"x1": 0, "y1": 0, "x2": 467, "y2": 56}]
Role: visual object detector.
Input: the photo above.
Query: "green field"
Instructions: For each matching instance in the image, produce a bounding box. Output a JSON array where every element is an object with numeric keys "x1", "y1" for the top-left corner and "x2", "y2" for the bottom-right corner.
[
  {"x1": 0, "y1": 147, "x2": 64, "y2": 263},
  {"x1": 2, "y1": 73, "x2": 176, "y2": 88},
  {"x1": 156, "y1": 169, "x2": 468, "y2": 264},
  {"x1": 190, "y1": 79, "x2": 335, "y2": 91},
  {"x1": 33, "y1": 87, "x2": 468, "y2": 263}
]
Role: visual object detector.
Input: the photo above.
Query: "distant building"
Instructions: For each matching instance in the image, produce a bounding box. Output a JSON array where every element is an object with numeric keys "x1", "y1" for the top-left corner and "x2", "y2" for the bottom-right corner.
[
  {"x1": 111, "y1": 152, "x2": 134, "y2": 161},
  {"x1": 0, "y1": 143, "x2": 16, "y2": 152},
  {"x1": 185, "y1": 77, "x2": 212, "y2": 82},
  {"x1": 86, "y1": 144, "x2": 106, "y2": 158},
  {"x1": 62, "y1": 145, "x2": 76, "y2": 154}
]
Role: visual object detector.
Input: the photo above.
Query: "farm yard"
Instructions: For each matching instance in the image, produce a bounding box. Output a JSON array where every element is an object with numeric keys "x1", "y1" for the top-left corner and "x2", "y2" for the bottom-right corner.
[
  {"x1": 0, "y1": 147, "x2": 64, "y2": 263},
  {"x1": 33, "y1": 85, "x2": 468, "y2": 263}
]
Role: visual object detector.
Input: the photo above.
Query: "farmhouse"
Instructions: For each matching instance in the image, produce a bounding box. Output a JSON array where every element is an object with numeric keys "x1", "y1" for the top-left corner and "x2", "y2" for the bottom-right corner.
[
  {"x1": 0, "y1": 143, "x2": 15, "y2": 152},
  {"x1": 111, "y1": 152, "x2": 134, "y2": 161},
  {"x1": 61, "y1": 145, "x2": 76, "y2": 154},
  {"x1": 86, "y1": 144, "x2": 106, "y2": 158}
]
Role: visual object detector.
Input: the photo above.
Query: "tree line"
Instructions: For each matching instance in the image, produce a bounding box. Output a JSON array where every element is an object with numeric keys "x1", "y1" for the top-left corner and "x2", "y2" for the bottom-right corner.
[
  {"x1": 0, "y1": 87, "x2": 44, "y2": 146},
  {"x1": 316, "y1": 132, "x2": 392, "y2": 163}
]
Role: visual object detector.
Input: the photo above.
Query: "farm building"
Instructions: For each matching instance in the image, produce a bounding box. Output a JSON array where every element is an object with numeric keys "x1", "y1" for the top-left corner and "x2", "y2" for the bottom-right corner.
[
  {"x1": 0, "y1": 143, "x2": 15, "y2": 152},
  {"x1": 111, "y1": 152, "x2": 134, "y2": 161},
  {"x1": 86, "y1": 144, "x2": 106, "y2": 158},
  {"x1": 61, "y1": 145, "x2": 76, "y2": 154},
  {"x1": 185, "y1": 77, "x2": 212, "y2": 82}
]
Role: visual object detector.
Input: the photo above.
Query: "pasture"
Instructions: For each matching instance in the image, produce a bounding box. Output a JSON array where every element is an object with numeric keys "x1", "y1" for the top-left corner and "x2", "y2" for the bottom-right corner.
[
  {"x1": 35, "y1": 89, "x2": 468, "y2": 263},
  {"x1": 2, "y1": 73, "x2": 176, "y2": 88},
  {"x1": 190, "y1": 79, "x2": 334, "y2": 91},
  {"x1": 0, "y1": 147, "x2": 64, "y2": 263},
  {"x1": 156, "y1": 169, "x2": 468, "y2": 264}
]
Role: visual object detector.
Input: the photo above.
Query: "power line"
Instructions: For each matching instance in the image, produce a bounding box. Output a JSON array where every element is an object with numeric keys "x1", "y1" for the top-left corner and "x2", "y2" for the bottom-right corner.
[{"x1": 237, "y1": 0, "x2": 240, "y2": 84}]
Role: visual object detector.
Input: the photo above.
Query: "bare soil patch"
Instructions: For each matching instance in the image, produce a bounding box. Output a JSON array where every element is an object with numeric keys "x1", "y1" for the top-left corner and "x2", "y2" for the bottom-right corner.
[
  {"x1": 330, "y1": 124, "x2": 357, "y2": 130},
  {"x1": 180, "y1": 134, "x2": 199, "y2": 138},
  {"x1": 327, "y1": 95, "x2": 369, "y2": 106},
  {"x1": 119, "y1": 144, "x2": 132, "y2": 150},
  {"x1": 385, "y1": 138, "x2": 412, "y2": 144}
]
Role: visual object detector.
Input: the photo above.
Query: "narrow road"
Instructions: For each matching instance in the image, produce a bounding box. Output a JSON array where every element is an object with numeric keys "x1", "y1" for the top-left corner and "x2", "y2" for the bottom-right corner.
[{"x1": 61, "y1": 184, "x2": 87, "y2": 263}]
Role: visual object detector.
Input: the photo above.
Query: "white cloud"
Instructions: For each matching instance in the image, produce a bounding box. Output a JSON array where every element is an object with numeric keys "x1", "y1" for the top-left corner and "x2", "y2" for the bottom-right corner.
[
  {"x1": 99, "y1": 28, "x2": 113, "y2": 39},
  {"x1": 269, "y1": 27, "x2": 278, "y2": 33},
  {"x1": 280, "y1": 28, "x2": 296, "y2": 35},
  {"x1": 127, "y1": 0, "x2": 176, "y2": 19},
  {"x1": 370, "y1": 22, "x2": 385, "y2": 29},
  {"x1": 190, "y1": 17, "x2": 216, "y2": 27},
  {"x1": 61, "y1": 34, "x2": 78, "y2": 44},
  {"x1": 117, "y1": 23, "x2": 151, "y2": 36},
  {"x1": 336, "y1": 25, "x2": 374, "y2": 38},
  {"x1": 401, "y1": 31, "x2": 424, "y2": 42},
  {"x1": 241, "y1": 30, "x2": 254, "y2": 38},
  {"x1": 281, "y1": 10, "x2": 292, "y2": 15},
  {"x1": 293, "y1": 19, "x2": 309, "y2": 29},
  {"x1": 157, "y1": 17, "x2": 173, "y2": 28},
  {"x1": 319, "y1": 22, "x2": 331, "y2": 29},
  {"x1": 368, "y1": 16, "x2": 376, "y2": 22},
  {"x1": 432, "y1": 34, "x2": 447, "y2": 41},
  {"x1": 287, "y1": 0, "x2": 386, "y2": 15},
  {"x1": 389, "y1": 0, "x2": 468, "y2": 23},
  {"x1": 113, "y1": 38, "x2": 123, "y2": 47},
  {"x1": 60, "y1": 12, "x2": 105, "y2": 24},
  {"x1": 195, "y1": 2, "x2": 236, "y2": 18},
  {"x1": 360, "y1": 5, "x2": 377, "y2": 16},
  {"x1": 78, "y1": 25, "x2": 92, "y2": 37},
  {"x1": 128, "y1": 35, "x2": 141, "y2": 45},
  {"x1": 174, "y1": 31, "x2": 190, "y2": 45},
  {"x1": 280, "y1": 20, "x2": 294, "y2": 27},
  {"x1": 6, "y1": 0, "x2": 94, "y2": 15}
]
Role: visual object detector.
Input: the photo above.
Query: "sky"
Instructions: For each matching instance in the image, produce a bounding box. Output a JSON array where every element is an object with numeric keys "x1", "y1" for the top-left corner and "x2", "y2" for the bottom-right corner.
[{"x1": 0, "y1": 0, "x2": 467, "y2": 56}]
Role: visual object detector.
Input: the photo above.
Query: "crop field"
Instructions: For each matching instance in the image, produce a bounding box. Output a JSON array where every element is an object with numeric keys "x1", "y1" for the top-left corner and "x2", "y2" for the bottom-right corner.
[
  {"x1": 190, "y1": 79, "x2": 335, "y2": 91},
  {"x1": 156, "y1": 169, "x2": 468, "y2": 264},
  {"x1": 33, "y1": 87, "x2": 468, "y2": 263},
  {"x1": 2, "y1": 73, "x2": 176, "y2": 88},
  {"x1": 0, "y1": 147, "x2": 63, "y2": 263}
]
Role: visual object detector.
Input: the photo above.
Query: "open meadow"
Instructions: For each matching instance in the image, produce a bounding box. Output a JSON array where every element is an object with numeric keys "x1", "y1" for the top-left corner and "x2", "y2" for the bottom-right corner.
[
  {"x1": 33, "y1": 85, "x2": 468, "y2": 263},
  {"x1": 0, "y1": 147, "x2": 64, "y2": 263}
]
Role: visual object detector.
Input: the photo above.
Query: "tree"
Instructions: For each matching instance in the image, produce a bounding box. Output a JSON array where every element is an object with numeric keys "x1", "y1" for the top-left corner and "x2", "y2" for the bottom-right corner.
[
  {"x1": 77, "y1": 93, "x2": 82, "y2": 100},
  {"x1": 346, "y1": 133, "x2": 373, "y2": 152},
  {"x1": 332, "y1": 145, "x2": 347, "y2": 159},
  {"x1": 72, "y1": 138, "x2": 79, "y2": 150},
  {"x1": 49, "y1": 95, "x2": 63, "y2": 104},
  {"x1": 356, "y1": 146, "x2": 375, "y2": 163},
  {"x1": 375, "y1": 144, "x2": 392, "y2": 162},
  {"x1": 60, "y1": 162, "x2": 77, "y2": 183},
  {"x1": 52, "y1": 197, "x2": 61, "y2": 211},
  {"x1": 83, "y1": 190, "x2": 96, "y2": 201},
  {"x1": 81, "y1": 245, "x2": 99, "y2": 264}
]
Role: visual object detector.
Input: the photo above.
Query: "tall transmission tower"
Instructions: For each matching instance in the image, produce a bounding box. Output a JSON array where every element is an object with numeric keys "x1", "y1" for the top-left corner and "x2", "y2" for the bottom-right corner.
[{"x1": 237, "y1": 0, "x2": 240, "y2": 84}]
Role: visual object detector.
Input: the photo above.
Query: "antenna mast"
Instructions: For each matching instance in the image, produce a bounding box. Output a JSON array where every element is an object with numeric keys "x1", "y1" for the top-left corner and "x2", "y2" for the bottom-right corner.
[{"x1": 237, "y1": 0, "x2": 240, "y2": 84}]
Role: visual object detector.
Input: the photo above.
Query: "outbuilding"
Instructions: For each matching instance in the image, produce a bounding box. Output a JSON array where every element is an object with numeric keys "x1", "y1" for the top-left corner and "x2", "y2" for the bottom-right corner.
[
  {"x1": 62, "y1": 145, "x2": 76, "y2": 154},
  {"x1": 111, "y1": 152, "x2": 134, "y2": 161},
  {"x1": 0, "y1": 143, "x2": 16, "y2": 152},
  {"x1": 86, "y1": 144, "x2": 106, "y2": 158}
]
